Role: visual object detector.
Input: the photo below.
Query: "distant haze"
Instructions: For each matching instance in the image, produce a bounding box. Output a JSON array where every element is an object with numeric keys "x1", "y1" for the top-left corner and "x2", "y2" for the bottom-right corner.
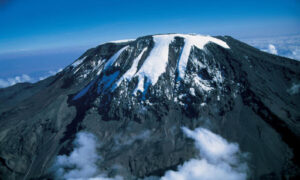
[
  {"x1": 0, "y1": 0, "x2": 299, "y2": 88},
  {"x1": 0, "y1": 0, "x2": 299, "y2": 53}
]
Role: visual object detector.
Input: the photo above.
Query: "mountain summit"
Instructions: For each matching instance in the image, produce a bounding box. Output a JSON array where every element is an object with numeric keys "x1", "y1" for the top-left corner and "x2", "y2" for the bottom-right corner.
[{"x1": 0, "y1": 33, "x2": 300, "y2": 179}]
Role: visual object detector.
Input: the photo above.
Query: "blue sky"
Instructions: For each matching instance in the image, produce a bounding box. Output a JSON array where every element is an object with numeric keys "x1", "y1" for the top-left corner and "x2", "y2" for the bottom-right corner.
[
  {"x1": 0, "y1": 0, "x2": 299, "y2": 87},
  {"x1": 0, "y1": 0, "x2": 299, "y2": 53}
]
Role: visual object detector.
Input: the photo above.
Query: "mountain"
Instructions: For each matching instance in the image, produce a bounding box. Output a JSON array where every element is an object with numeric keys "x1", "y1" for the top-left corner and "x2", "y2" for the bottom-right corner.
[{"x1": 0, "y1": 33, "x2": 300, "y2": 180}]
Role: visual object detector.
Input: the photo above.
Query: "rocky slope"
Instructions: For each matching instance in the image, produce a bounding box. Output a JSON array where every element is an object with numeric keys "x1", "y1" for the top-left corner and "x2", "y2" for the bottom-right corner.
[{"x1": 0, "y1": 33, "x2": 300, "y2": 179}]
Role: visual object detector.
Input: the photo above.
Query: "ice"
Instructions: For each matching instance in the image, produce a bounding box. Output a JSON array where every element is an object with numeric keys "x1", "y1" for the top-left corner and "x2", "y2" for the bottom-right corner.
[
  {"x1": 177, "y1": 34, "x2": 230, "y2": 80},
  {"x1": 109, "y1": 39, "x2": 136, "y2": 43},
  {"x1": 190, "y1": 87, "x2": 196, "y2": 96},
  {"x1": 133, "y1": 35, "x2": 175, "y2": 93},
  {"x1": 97, "y1": 71, "x2": 120, "y2": 93},
  {"x1": 73, "y1": 80, "x2": 96, "y2": 100},
  {"x1": 103, "y1": 46, "x2": 129, "y2": 71},
  {"x1": 194, "y1": 76, "x2": 213, "y2": 92},
  {"x1": 114, "y1": 47, "x2": 148, "y2": 89},
  {"x1": 72, "y1": 56, "x2": 87, "y2": 68},
  {"x1": 101, "y1": 34, "x2": 229, "y2": 95}
]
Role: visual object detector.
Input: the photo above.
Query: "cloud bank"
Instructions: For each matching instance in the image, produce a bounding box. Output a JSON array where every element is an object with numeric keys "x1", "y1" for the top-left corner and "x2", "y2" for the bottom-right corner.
[
  {"x1": 54, "y1": 128, "x2": 248, "y2": 180},
  {"x1": 161, "y1": 127, "x2": 248, "y2": 180},
  {"x1": 243, "y1": 34, "x2": 300, "y2": 61},
  {"x1": 0, "y1": 74, "x2": 31, "y2": 88},
  {"x1": 0, "y1": 68, "x2": 62, "y2": 88},
  {"x1": 39, "y1": 68, "x2": 63, "y2": 81}
]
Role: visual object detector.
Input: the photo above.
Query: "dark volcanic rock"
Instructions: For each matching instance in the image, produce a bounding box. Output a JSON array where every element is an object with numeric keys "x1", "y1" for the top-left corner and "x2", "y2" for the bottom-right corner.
[{"x1": 0, "y1": 34, "x2": 299, "y2": 179}]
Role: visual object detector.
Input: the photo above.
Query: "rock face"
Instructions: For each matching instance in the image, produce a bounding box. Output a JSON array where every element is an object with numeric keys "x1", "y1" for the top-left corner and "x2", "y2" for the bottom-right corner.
[{"x1": 0, "y1": 33, "x2": 300, "y2": 179}]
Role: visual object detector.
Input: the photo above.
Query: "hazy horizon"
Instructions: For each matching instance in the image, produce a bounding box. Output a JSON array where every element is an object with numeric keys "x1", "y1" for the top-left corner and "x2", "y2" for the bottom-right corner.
[
  {"x1": 1, "y1": 0, "x2": 299, "y2": 53},
  {"x1": 0, "y1": 0, "x2": 299, "y2": 88}
]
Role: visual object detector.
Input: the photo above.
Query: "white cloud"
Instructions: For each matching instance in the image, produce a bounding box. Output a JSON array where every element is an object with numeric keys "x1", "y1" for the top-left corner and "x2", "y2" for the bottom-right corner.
[
  {"x1": 0, "y1": 74, "x2": 32, "y2": 88},
  {"x1": 49, "y1": 68, "x2": 63, "y2": 75},
  {"x1": 287, "y1": 83, "x2": 300, "y2": 95},
  {"x1": 161, "y1": 127, "x2": 248, "y2": 180},
  {"x1": 54, "y1": 128, "x2": 248, "y2": 180},
  {"x1": 39, "y1": 68, "x2": 63, "y2": 81},
  {"x1": 242, "y1": 34, "x2": 300, "y2": 61},
  {"x1": 288, "y1": 48, "x2": 300, "y2": 60},
  {"x1": 87, "y1": 176, "x2": 123, "y2": 180},
  {"x1": 0, "y1": 79, "x2": 10, "y2": 88},
  {"x1": 53, "y1": 132, "x2": 123, "y2": 180},
  {"x1": 0, "y1": 68, "x2": 63, "y2": 88},
  {"x1": 55, "y1": 132, "x2": 99, "y2": 179},
  {"x1": 267, "y1": 44, "x2": 278, "y2": 55},
  {"x1": 114, "y1": 130, "x2": 151, "y2": 147}
]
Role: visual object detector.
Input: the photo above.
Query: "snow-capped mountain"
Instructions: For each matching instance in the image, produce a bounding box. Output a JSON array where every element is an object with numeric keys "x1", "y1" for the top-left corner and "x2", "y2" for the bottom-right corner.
[
  {"x1": 0, "y1": 33, "x2": 300, "y2": 179},
  {"x1": 70, "y1": 34, "x2": 229, "y2": 98}
]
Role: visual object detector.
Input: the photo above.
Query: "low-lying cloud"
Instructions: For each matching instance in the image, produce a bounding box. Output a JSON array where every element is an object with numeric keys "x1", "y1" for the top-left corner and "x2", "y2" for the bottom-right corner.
[
  {"x1": 114, "y1": 130, "x2": 151, "y2": 147},
  {"x1": 0, "y1": 68, "x2": 62, "y2": 88},
  {"x1": 54, "y1": 132, "x2": 99, "y2": 179},
  {"x1": 0, "y1": 74, "x2": 31, "y2": 88},
  {"x1": 54, "y1": 128, "x2": 248, "y2": 180},
  {"x1": 161, "y1": 127, "x2": 248, "y2": 180},
  {"x1": 243, "y1": 34, "x2": 300, "y2": 61},
  {"x1": 287, "y1": 83, "x2": 300, "y2": 95},
  {"x1": 53, "y1": 132, "x2": 123, "y2": 180},
  {"x1": 267, "y1": 44, "x2": 278, "y2": 55},
  {"x1": 39, "y1": 68, "x2": 63, "y2": 81}
]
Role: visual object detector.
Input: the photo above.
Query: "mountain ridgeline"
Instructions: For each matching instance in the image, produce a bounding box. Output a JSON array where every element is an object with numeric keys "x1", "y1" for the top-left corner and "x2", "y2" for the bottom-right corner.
[{"x1": 0, "y1": 34, "x2": 300, "y2": 179}]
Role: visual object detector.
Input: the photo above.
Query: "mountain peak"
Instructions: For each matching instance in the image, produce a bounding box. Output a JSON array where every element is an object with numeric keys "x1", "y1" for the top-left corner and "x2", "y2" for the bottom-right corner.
[{"x1": 69, "y1": 33, "x2": 231, "y2": 101}]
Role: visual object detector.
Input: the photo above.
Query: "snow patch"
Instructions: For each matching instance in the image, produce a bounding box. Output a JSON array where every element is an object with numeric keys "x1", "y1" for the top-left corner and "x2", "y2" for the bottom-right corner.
[
  {"x1": 133, "y1": 35, "x2": 175, "y2": 94},
  {"x1": 98, "y1": 71, "x2": 120, "y2": 93},
  {"x1": 177, "y1": 34, "x2": 230, "y2": 79},
  {"x1": 213, "y1": 70, "x2": 224, "y2": 83},
  {"x1": 113, "y1": 47, "x2": 148, "y2": 89},
  {"x1": 73, "y1": 80, "x2": 96, "y2": 100},
  {"x1": 189, "y1": 88, "x2": 196, "y2": 96},
  {"x1": 103, "y1": 46, "x2": 129, "y2": 71},
  {"x1": 109, "y1": 39, "x2": 136, "y2": 43},
  {"x1": 72, "y1": 56, "x2": 87, "y2": 68},
  {"x1": 96, "y1": 60, "x2": 107, "y2": 75},
  {"x1": 194, "y1": 76, "x2": 213, "y2": 92}
]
